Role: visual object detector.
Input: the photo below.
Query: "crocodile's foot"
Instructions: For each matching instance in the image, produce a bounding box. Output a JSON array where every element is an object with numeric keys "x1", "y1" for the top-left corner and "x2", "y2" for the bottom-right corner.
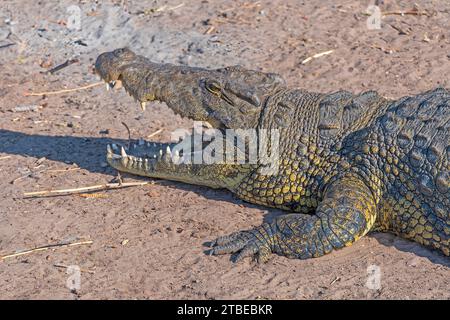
[{"x1": 208, "y1": 224, "x2": 274, "y2": 263}]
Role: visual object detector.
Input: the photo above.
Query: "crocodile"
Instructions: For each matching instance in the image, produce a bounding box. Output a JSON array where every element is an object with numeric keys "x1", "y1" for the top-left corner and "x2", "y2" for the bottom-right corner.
[{"x1": 95, "y1": 48, "x2": 449, "y2": 262}]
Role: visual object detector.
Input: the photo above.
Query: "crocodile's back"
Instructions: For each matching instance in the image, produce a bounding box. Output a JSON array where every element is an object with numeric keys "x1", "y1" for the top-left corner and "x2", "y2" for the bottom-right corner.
[{"x1": 371, "y1": 88, "x2": 449, "y2": 253}]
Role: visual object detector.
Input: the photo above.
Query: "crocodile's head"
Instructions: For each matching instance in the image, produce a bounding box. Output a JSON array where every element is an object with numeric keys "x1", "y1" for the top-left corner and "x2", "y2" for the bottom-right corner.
[
  {"x1": 95, "y1": 48, "x2": 286, "y2": 189},
  {"x1": 95, "y1": 48, "x2": 286, "y2": 129}
]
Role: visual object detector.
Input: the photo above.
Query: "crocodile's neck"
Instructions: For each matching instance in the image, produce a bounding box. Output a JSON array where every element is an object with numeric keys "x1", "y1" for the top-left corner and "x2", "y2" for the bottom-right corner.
[{"x1": 235, "y1": 89, "x2": 392, "y2": 211}]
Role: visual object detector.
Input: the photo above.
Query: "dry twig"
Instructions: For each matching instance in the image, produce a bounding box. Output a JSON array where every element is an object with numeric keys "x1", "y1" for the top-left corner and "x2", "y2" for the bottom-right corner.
[
  {"x1": 1, "y1": 240, "x2": 93, "y2": 261},
  {"x1": 24, "y1": 82, "x2": 103, "y2": 97},
  {"x1": 147, "y1": 128, "x2": 163, "y2": 139},
  {"x1": 24, "y1": 181, "x2": 150, "y2": 197},
  {"x1": 121, "y1": 121, "x2": 132, "y2": 148},
  {"x1": 382, "y1": 10, "x2": 430, "y2": 17},
  {"x1": 301, "y1": 50, "x2": 334, "y2": 64}
]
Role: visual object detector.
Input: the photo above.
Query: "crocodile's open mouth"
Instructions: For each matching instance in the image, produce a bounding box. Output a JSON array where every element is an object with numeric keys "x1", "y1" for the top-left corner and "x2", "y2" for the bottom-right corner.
[
  {"x1": 95, "y1": 48, "x2": 284, "y2": 185},
  {"x1": 102, "y1": 77, "x2": 148, "y2": 111}
]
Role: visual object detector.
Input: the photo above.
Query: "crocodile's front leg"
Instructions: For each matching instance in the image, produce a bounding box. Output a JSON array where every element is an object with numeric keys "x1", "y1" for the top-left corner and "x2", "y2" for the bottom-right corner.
[{"x1": 208, "y1": 174, "x2": 378, "y2": 262}]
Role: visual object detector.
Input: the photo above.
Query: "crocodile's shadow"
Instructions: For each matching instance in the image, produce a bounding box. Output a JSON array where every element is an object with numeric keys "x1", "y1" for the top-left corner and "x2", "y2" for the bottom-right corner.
[{"x1": 1, "y1": 129, "x2": 448, "y2": 267}]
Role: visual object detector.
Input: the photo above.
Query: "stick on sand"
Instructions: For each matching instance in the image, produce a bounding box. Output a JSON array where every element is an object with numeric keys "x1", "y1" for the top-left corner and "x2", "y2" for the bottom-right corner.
[
  {"x1": 1, "y1": 240, "x2": 93, "y2": 261},
  {"x1": 301, "y1": 50, "x2": 334, "y2": 64},
  {"x1": 24, "y1": 82, "x2": 103, "y2": 97},
  {"x1": 24, "y1": 181, "x2": 151, "y2": 198}
]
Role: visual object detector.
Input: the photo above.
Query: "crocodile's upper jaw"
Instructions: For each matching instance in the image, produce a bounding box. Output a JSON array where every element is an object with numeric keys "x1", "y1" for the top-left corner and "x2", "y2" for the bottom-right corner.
[{"x1": 95, "y1": 48, "x2": 286, "y2": 130}]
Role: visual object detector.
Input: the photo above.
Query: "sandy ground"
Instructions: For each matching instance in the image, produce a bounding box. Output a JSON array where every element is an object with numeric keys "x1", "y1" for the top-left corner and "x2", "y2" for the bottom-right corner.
[{"x1": 0, "y1": 0, "x2": 449, "y2": 299}]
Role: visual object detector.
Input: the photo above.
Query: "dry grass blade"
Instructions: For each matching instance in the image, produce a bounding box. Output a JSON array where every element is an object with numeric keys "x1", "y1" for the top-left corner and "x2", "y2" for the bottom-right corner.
[
  {"x1": 24, "y1": 82, "x2": 103, "y2": 97},
  {"x1": 24, "y1": 181, "x2": 150, "y2": 198},
  {"x1": 147, "y1": 128, "x2": 163, "y2": 139},
  {"x1": 121, "y1": 121, "x2": 132, "y2": 148},
  {"x1": 1, "y1": 240, "x2": 93, "y2": 261},
  {"x1": 382, "y1": 10, "x2": 430, "y2": 17},
  {"x1": 301, "y1": 50, "x2": 334, "y2": 64}
]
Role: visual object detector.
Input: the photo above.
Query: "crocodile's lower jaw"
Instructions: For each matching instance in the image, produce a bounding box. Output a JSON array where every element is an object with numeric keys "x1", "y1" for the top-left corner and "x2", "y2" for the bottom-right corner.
[
  {"x1": 106, "y1": 140, "x2": 179, "y2": 177},
  {"x1": 105, "y1": 139, "x2": 229, "y2": 189}
]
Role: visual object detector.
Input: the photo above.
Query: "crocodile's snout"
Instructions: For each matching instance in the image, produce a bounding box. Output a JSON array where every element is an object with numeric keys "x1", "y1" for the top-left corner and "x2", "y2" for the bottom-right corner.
[
  {"x1": 95, "y1": 47, "x2": 286, "y2": 127},
  {"x1": 95, "y1": 48, "x2": 136, "y2": 82}
]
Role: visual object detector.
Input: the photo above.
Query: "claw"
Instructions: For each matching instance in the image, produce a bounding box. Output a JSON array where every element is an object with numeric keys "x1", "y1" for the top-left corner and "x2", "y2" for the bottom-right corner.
[{"x1": 209, "y1": 226, "x2": 273, "y2": 263}]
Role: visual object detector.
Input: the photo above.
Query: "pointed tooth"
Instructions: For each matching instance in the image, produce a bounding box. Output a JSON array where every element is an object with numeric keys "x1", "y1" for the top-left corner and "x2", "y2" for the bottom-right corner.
[
  {"x1": 173, "y1": 150, "x2": 180, "y2": 164},
  {"x1": 107, "y1": 144, "x2": 113, "y2": 154},
  {"x1": 111, "y1": 143, "x2": 118, "y2": 150},
  {"x1": 159, "y1": 149, "x2": 163, "y2": 156},
  {"x1": 166, "y1": 146, "x2": 171, "y2": 155},
  {"x1": 147, "y1": 142, "x2": 151, "y2": 147},
  {"x1": 140, "y1": 101, "x2": 146, "y2": 111},
  {"x1": 138, "y1": 138, "x2": 145, "y2": 146},
  {"x1": 121, "y1": 146, "x2": 127, "y2": 157}
]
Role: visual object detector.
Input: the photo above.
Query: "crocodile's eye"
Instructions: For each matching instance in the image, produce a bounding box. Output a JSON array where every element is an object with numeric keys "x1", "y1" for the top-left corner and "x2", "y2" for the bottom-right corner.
[
  {"x1": 205, "y1": 80, "x2": 222, "y2": 96},
  {"x1": 113, "y1": 48, "x2": 135, "y2": 59}
]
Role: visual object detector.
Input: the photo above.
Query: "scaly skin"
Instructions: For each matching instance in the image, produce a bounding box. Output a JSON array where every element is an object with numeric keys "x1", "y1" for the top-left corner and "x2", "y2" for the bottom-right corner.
[{"x1": 95, "y1": 48, "x2": 449, "y2": 262}]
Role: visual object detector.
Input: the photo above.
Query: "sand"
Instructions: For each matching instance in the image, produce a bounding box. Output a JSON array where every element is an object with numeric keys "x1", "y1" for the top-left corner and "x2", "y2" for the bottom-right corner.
[{"x1": 0, "y1": 0, "x2": 449, "y2": 299}]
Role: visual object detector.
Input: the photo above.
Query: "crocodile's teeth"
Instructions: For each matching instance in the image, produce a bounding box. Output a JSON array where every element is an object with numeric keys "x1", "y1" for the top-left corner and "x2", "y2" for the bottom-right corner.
[
  {"x1": 138, "y1": 138, "x2": 145, "y2": 146},
  {"x1": 107, "y1": 144, "x2": 113, "y2": 154},
  {"x1": 173, "y1": 150, "x2": 180, "y2": 163},
  {"x1": 111, "y1": 143, "x2": 118, "y2": 150},
  {"x1": 147, "y1": 142, "x2": 151, "y2": 147},
  {"x1": 159, "y1": 149, "x2": 163, "y2": 156},
  {"x1": 166, "y1": 146, "x2": 171, "y2": 155},
  {"x1": 140, "y1": 102, "x2": 146, "y2": 111},
  {"x1": 120, "y1": 146, "x2": 127, "y2": 157}
]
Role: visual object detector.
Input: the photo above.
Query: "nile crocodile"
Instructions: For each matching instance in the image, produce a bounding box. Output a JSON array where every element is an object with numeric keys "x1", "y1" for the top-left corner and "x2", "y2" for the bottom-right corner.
[{"x1": 95, "y1": 48, "x2": 449, "y2": 262}]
